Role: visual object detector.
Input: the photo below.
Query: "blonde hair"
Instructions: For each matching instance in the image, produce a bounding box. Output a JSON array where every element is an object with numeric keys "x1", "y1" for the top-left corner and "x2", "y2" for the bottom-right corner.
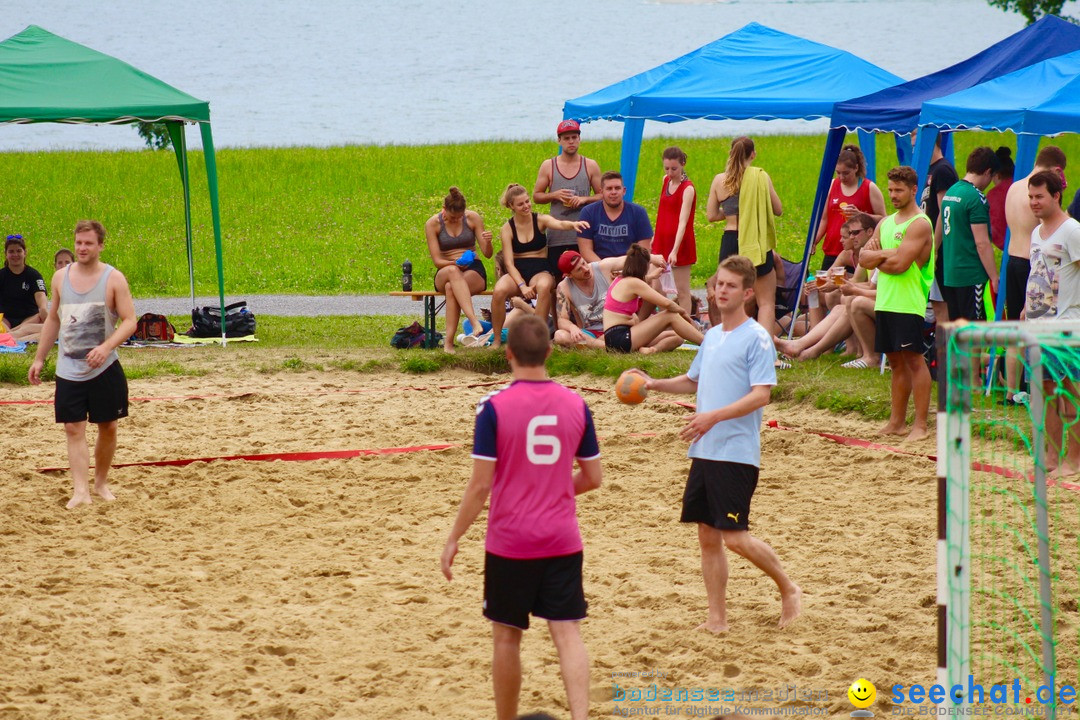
[
  {"x1": 500, "y1": 183, "x2": 528, "y2": 209},
  {"x1": 722, "y1": 137, "x2": 754, "y2": 196}
]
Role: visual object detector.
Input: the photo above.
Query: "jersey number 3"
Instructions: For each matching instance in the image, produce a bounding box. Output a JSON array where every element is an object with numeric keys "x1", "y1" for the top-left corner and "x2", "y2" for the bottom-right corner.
[{"x1": 526, "y1": 415, "x2": 561, "y2": 465}]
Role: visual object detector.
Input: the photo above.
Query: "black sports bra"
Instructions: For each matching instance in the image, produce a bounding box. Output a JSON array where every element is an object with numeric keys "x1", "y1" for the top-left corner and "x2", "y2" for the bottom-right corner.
[{"x1": 510, "y1": 213, "x2": 547, "y2": 254}]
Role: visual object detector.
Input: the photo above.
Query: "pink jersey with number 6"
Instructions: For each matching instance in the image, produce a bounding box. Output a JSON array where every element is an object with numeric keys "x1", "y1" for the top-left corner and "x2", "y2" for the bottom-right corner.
[{"x1": 472, "y1": 380, "x2": 601, "y2": 559}]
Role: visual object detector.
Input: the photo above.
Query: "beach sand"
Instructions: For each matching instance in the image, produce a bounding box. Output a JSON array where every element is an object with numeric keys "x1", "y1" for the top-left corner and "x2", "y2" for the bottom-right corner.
[{"x1": 1, "y1": 369, "x2": 938, "y2": 719}]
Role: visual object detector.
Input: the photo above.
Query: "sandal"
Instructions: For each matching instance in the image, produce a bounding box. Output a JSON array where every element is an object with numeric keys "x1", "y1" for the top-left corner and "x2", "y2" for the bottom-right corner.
[{"x1": 841, "y1": 359, "x2": 869, "y2": 369}]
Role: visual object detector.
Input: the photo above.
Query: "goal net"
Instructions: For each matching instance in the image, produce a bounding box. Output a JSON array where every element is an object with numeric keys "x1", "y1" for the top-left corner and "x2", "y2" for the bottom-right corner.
[{"x1": 938, "y1": 320, "x2": 1080, "y2": 717}]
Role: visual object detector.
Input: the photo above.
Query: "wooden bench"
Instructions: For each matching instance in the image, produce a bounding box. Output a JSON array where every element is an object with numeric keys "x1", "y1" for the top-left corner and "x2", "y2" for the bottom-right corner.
[{"x1": 389, "y1": 290, "x2": 495, "y2": 349}]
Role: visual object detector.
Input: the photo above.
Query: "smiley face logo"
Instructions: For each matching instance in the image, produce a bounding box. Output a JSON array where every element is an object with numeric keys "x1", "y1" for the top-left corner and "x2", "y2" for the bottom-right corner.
[{"x1": 848, "y1": 678, "x2": 876, "y2": 709}]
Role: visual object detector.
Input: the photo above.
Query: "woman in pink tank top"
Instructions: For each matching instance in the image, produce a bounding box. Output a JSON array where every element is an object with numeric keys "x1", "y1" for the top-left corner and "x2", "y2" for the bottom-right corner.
[{"x1": 601, "y1": 245, "x2": 704, "y2": 353}]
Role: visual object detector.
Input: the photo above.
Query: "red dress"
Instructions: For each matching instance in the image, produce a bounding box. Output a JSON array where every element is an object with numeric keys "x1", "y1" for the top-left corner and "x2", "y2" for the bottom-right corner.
[
  {"x1": 653, "y1": 178, "x2": 696, "y2": 266},
  {"x1": 823, "y1": 178, "x2": 874, "y2": 257}
]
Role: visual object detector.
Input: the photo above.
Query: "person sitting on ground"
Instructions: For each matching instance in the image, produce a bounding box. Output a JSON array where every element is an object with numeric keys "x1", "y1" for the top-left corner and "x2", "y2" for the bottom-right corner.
[
  {"x1": 1, "y1": 234, "x2": 48, "y2": 341},
  {"x1": 487, "y1": 184, "x2": 589, "y2": 349},
  {"x1": 838, "y1": 213, "x2": 882, "y2": 370},
  {"x1": 602, "y1": 245, "x2": 703, "y2": 354},
  {"x1": 553, "y1": 249, "x2": 666, "y2": 349},
  {"x1": 775, "y1": 216, "x2": 876, "y2": 362},
  {"x1": 424, "y1": 187, "x2": 494, "y2": 352}
]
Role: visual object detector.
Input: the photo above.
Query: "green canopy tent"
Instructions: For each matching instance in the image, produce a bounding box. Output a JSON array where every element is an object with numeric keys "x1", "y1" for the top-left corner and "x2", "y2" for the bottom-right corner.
[{"x1": 0, "y1": 25, "x2": 227, "y2": 338}]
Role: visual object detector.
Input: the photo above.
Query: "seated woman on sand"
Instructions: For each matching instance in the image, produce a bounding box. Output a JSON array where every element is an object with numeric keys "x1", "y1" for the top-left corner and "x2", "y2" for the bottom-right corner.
[
  {"x1": 487, "y1": 183, "x2": 588, "y2": 349},
  {"x1": 423, "y1": 187, "x2": 493, "y2": 352},
  {"x1": 603, "y1": 244, "x2": 703, "y2": 353}
]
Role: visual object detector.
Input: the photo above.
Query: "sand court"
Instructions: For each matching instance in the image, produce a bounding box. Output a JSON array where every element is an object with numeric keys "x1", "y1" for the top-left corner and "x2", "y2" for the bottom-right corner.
[{"x1": 1, "y1": 369, "x2": 938, "y2": 719}]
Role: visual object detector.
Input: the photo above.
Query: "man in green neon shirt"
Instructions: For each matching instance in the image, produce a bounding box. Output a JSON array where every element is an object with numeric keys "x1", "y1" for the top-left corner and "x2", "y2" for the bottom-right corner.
[{"x1": 860, "y1": 166, "x2": 934, "y2": 442}]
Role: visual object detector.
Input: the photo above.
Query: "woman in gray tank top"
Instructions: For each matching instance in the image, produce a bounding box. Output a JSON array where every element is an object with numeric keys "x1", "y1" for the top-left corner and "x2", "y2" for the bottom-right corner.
[{"x1": 424, "y1": 186, "x2": 493, "y2": 352}]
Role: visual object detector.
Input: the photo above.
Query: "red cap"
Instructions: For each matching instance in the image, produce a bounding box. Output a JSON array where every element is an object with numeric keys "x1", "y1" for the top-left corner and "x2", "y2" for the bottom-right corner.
[
  {"x1": 557, "y1": 250, "x2": 583, "y2": 275},
  {"x1": 556, "y1": 119, "x2": 581, "y2": 137}
]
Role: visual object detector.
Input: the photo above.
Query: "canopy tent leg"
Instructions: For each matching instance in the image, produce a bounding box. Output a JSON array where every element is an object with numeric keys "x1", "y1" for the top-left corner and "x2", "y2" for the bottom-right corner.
[
  {"x1": 792, "y1": 127, "x2": 847, "y2": 338},
  {"x1": 896, "y1": 132, "x2": 913, "y2": 166},
  {"x1": 857, "y1": 129, "x2": 876, "y2": 181},
  {"x1": 200, "y1": 123, "x2": 227, "y2": 345},
  {"x1": 619, "y1": 118, "x2": 645, "y2": 202},
  {"x1": 166, "y1": 121, "x2": 195, "y2": 311},
  {"x1": 913, "y1": 127, "x2": 939, "y2": 201}
]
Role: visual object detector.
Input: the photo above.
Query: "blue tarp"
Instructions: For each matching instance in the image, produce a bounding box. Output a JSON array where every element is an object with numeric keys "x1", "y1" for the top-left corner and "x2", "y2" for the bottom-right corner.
[
  {"x1": 917, "y1": 49, "x2": 1080, "y2": 321},
  {"x1": 561, "y1": 22, "x2": 902, "y2": 199}
]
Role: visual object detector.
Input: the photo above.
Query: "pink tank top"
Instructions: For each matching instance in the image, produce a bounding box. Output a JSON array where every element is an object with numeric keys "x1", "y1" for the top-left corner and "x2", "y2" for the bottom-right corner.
[{"x1": 604, "y1": 276, "x2": 642, "y2": 316}]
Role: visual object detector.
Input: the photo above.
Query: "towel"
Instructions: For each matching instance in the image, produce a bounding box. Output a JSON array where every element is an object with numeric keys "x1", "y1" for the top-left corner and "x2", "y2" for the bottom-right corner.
[{"x1": 737, "y1": 166, "x2": 776, "y2": 267}]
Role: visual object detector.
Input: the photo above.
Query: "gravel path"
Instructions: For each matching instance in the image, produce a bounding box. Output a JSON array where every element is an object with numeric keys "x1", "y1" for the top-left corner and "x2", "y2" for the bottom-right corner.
[{"x1": 136, "y1": 294, "x2": 486, "y2": 318}]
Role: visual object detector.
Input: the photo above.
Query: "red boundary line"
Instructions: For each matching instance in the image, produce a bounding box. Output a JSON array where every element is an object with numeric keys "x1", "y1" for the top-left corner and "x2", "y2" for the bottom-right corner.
[
  {"x1": 766, "y1": 420, "x2": 1080, "y2": 493},
  {"x1": 38, "y1": 443, "x2": 458, "y2": 473}
]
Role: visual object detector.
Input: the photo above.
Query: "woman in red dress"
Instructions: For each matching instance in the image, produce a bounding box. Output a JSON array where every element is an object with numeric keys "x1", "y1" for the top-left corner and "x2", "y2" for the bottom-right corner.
[
  {"x1": 652, "y1": 146, "x2": 697, "y2": 313},
  {"x1": 812, "y1": 144, "x2": 886, "y2": 270}
]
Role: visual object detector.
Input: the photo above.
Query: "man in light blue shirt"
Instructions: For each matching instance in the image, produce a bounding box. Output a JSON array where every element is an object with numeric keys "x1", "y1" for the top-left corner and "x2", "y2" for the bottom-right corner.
[{"x1": 635, "y1": 255, "x2": 801, "y2": 632}]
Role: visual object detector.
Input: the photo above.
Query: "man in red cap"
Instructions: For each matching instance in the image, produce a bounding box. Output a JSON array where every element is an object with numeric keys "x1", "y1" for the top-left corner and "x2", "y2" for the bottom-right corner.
[{"x1": 533, "y1": 120, "x2": 603, "y2": 283}]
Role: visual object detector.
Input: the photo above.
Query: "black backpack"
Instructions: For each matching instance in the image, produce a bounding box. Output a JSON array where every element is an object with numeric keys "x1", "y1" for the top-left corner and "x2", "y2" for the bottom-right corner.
[
  {"x1": 391, "y1": 321, "x2": 440, "y2": 349},
  {"x1": 188, "y1": 301, "x2": 257, "y2": 338}
]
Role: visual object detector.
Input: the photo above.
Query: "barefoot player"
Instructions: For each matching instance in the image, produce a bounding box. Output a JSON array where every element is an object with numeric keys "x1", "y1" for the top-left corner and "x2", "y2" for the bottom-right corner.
[
  {"x1": 633, "y1": 255, "x2": 801, "y2": 631},
  {"x1": 28, "y1": 220, "x2": 136, "y2": 509},
  {"x1": 441, "y1": 314, "x2": 603, "y2": 720}
]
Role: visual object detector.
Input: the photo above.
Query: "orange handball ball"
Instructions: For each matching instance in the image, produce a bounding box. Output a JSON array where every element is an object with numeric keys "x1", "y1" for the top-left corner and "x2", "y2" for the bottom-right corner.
[{"x1": 615, "y1": 371, "x2": 648, "y2": 404}]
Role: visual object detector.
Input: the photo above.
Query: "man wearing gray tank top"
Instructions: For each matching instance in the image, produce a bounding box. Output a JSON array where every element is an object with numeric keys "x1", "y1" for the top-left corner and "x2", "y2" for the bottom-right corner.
[
  {"x1": 533, "y1": 119, "x2": 602, "y2": 280},
  {"x1": 29, "y1": 220, "x2": 137, "y2": 510}
]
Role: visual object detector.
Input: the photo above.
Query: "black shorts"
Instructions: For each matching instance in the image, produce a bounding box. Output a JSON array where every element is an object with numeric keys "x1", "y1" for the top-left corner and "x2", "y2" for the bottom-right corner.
[
  {"x1": 941, "y1": 283, "x2": 987, "y2": 322},
  {"x1": 54, "y1": 360, "x2": 129, "y2": 424},
  {"x1": 604, "y1": 324, "x2": 632, "y2": 353},
  {"x1": 680, "y1": 458, "x2": 758, "y2": 530},
  {"x1": 756, "y1": 250, "x2": 775, "y2": 278},
  {"x1": 875, "y1": 311, "x2": 925, "y2": 355},
  {"x1": 548, "y1": 244, "x2": 579, "y2": 282},
  {"x1": 515, "y1": 257, "x2": 551, "y2": 285},
  {"x1": 718, "y1": 230, "x2": 740, "y2": 263},
  {"x1": 1005, "y1": 256, "x2": 1030, "y2": 321},
  {"x1": 484, "y1": 551, "x2": 587, "y2": 630},
  {"x1": 820, "y1": 254, "x2": 838, "y2": 272},
  {"x1": 433, "y1": 258, "x2": 487, "y2": 289}
]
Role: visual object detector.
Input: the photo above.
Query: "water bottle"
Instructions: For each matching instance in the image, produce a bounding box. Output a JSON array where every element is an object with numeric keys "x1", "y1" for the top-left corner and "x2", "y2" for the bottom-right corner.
[
  {"x1": 806, "y1": 275, "x2": 819, "y2": 309},
  {"x1": 402, "y1": 260, "x2": 412, "y2": 292}
]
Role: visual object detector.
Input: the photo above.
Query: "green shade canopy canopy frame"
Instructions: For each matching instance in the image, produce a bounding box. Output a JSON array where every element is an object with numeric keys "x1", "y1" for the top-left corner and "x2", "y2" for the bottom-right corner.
[{"x1": 0, "y1": 25, "x2": 226, "y2": 338}]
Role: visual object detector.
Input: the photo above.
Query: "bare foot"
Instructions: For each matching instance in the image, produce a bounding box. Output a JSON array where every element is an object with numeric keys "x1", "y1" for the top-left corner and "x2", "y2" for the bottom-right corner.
[
  {"x1": 442, "y1": 344, "x2": 456, "y2": 354},
  {"x1": 639, "y1": 346, "x2": 659, "y2": 355},
  {"x1": 877, "y1": 422, "x2": 907, "y2": 437},
  {"x1": 66, "y1": 492, "x2": 92, "y2": 509},
  {"x1": 696, "y1": 620, "x2": 729, "y2": 634},
  {"x1": 94, "y1": 483, "x2": 116, "y2": 501},
  {"x1": 510, "y1": 297, "x2": 532, "y2": 313},
  {"x1": 905, "y1": 425, "x2": 929, "y2": 442},
  {"x1": 774, "y1": 338, "x2": 798, "y2": 356},
  {"x1": 778, "y1": 585, "x2": 802, "y2": 629}
]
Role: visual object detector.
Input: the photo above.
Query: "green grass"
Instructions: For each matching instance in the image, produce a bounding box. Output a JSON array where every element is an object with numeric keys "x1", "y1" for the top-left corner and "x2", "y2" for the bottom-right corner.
[{"x1": 3, "y1": 131, "x2": 1076, "y2": 298}]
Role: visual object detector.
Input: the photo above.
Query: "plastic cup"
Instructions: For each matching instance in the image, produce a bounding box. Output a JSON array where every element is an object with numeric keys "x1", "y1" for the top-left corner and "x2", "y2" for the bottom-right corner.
[
  {"x1": 815, "y1": 270, "x2": 828, "y2": 288},
  {"x1": 832, "y1": 267, "x2": 846, "y2": 285}
]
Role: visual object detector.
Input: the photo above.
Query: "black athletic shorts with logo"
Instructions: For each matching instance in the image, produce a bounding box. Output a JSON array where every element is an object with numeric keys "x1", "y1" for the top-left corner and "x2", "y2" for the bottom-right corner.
[
  {"x1": 941, "y1": 283, "x2": 986, "y2": 323},
  {"x1": 680, "y1": 458, "x2": 758, "y2": 531},
  {"x1": 874, "y1": 311, "x2": 924, "y2": 355},
  {"x1": 54, "y1": 360, "x2": 129, "y2": 424},
  {"x1": 483, "y1": 551, "x2": 587, "y2": 630}
]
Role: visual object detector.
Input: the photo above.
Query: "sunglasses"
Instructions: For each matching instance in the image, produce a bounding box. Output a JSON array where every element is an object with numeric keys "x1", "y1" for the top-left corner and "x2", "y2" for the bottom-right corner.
[{"x1": 6, "y1": 234, "x2": 22, "y2": 241}]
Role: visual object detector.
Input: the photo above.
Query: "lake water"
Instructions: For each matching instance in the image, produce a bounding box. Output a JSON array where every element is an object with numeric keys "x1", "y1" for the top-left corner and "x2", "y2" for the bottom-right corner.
[{"x1": 0, "y1": 0, "x2": 1024, "y2": 151}]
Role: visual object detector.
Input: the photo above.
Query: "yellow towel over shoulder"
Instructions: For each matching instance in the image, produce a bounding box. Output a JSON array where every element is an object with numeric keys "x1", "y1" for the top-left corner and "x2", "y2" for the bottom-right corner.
[{"x1": 736, "y1": 166, "x2": 776, "y2": 267}]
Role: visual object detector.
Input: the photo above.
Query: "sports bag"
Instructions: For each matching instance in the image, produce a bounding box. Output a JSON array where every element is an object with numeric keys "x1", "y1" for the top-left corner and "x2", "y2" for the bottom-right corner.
[
  {"x1": 188, "y1": 301, "x2": 257, "y2": 338},
  {"x1": 391, "y1": 321, "x2": 441, "y2": 349},
  {"x1": 134, "y1": 313, "x2": 175, "y2": 342}
]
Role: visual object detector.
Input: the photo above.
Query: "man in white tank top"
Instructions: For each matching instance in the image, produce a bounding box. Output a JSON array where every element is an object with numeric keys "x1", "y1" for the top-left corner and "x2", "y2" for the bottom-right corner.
[{"x1": 29, "y1": 220, "x2": 137, "y2": 509}]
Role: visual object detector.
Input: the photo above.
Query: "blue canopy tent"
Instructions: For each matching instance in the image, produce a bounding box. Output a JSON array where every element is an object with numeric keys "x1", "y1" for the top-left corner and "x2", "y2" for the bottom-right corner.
[
  {"x1": 826, "y1": 15, "x2": 1080, "y2": 209},
  {"x1": 561, "y1": 22, "x2": 902, "y2": 201},
  {"x1": 918, "y1": 49, "x2": 1080, "y2": 319}
]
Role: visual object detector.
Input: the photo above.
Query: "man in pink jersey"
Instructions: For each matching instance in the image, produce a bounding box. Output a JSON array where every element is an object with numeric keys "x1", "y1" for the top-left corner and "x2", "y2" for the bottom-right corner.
[{"x1": 441, "y1": 314, "x2": 603, "y2": 720}]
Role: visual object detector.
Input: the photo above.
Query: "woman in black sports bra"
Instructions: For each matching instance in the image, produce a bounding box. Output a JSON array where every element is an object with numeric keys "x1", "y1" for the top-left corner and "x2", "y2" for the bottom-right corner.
[{"x1": 487, "y1": 183, "x2": 589, "y2": 349}]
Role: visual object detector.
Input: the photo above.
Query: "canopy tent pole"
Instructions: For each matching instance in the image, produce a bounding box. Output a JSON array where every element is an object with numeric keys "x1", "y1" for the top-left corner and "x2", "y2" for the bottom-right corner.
[
  {"x1": 619, "y1": 118, "x2": 646, "y2": 201},
  {"x1": 166, "y1": 121, "x2": 195, "y2": 311},
  {"x1": 200, "y1": 123, "x2": 227, "y2": 345},
  {"x1": 791, "y1": 127, "x2": 847, "y2": 338},
  {"x1": 857, "y1": 129, "x2": 876, "y2": 181}
]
